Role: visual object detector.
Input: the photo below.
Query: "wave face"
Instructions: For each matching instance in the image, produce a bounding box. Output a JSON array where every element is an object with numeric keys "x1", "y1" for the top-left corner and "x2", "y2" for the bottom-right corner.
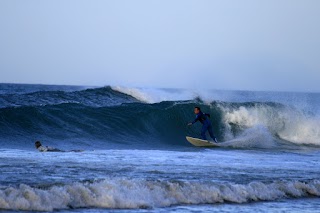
[
  {"x1": 0, "y1": 178, "x2": 319, "y2": 211},
  {"x1": 0, "y1": 84, "x2": 319, "y2": 149}
]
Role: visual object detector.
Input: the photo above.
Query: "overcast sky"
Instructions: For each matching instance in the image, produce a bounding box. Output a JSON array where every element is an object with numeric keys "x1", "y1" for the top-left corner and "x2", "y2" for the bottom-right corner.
[{"x1": 0, "y1": 0, "x2": 319, "y2": 92}]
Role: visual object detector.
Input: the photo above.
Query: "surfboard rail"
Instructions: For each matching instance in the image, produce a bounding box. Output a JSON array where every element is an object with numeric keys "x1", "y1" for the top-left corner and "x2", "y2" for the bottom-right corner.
[{"x1": 186, "y1": 136, "x2": 220, "y2": 147}]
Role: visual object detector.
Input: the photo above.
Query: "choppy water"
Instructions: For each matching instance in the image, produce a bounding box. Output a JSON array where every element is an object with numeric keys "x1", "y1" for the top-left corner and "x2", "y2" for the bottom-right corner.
[{"x1": 0, "y1": 84, "x2": 319, "y2": 212}]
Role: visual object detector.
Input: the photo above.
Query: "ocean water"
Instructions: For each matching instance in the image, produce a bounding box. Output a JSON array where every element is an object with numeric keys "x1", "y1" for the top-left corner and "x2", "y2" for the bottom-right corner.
[{"x1": 0, "y1": 83, "x2": 319, "y2": 212}]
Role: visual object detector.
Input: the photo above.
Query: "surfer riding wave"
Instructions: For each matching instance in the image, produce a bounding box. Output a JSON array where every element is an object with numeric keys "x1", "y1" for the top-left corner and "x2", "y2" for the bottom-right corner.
[{"x1": 188, "y1": 106, "x2": 218, "y2": 143}]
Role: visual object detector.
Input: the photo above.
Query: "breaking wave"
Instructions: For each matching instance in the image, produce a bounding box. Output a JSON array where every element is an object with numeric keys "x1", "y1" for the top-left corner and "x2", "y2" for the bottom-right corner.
[
  {"x1": 0, "y1": 86, "x2": 319, "y2": 149},
  {"x1": 0, "y1": 178, "x2": 319, "y2": 211}
]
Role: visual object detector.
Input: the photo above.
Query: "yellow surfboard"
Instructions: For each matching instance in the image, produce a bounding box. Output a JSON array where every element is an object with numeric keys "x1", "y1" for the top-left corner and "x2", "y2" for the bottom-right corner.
[{"x1": 186, "y1": 136, "x2": 220, "y2": 147}]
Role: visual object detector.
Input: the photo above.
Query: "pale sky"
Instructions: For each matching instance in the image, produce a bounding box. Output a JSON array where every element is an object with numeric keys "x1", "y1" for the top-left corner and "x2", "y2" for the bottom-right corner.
[{"x1": 0, "y1": 0, "x2": 319, "y2": 92}]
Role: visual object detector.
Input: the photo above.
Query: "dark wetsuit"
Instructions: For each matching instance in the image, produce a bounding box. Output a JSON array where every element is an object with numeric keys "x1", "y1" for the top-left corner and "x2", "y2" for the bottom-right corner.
[{"x1": 192, "y1": 111, "x2": 216, "y2": 141}]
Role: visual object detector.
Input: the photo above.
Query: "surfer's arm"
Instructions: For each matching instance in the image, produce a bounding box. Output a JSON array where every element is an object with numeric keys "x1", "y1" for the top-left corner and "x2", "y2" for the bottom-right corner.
[
  {"x1": 37, "y1": 146, "x2": 48, "y2": 152},
  {"x1": 189, "y1": 115, "x2": 200, "y2": 125},
  {"x1": 47, "y1": 146, "x2": 63, "y2": 152}
]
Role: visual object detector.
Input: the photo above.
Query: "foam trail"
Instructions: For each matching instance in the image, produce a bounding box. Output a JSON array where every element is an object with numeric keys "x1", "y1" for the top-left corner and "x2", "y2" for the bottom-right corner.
[
  {"x1": 0, "y1": 179, "x2": 319, "y2": 211},
  {"x1": 220, "y1": 125, "x2": 277, "y2": 149}
]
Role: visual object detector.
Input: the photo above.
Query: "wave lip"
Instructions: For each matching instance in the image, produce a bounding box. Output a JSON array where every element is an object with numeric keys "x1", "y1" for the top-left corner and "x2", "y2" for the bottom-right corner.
[
  {"x1": 0, "y1": 179, "x2": 319, "y2": 211},
  {"x1": 111, "y1": 86, "x2": 198, "y2": 103}
]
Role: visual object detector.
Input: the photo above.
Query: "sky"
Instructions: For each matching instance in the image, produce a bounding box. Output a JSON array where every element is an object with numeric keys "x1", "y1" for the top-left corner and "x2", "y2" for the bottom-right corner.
[{"x1": 0, "y1": 0, "x2": 320, "y2": 92}]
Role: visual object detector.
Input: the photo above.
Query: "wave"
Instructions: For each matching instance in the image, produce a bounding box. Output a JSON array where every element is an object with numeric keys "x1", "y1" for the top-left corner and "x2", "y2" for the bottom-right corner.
[
  {"x1": 0, "y1": 85, "x2": 319, "y2": 148},
  {"x1": 0, "y1": 178, "x2": 319, "y2": 211},
  {"x1": 0, "y1": 99, "x2": 319, "y2": 149},
  {"x1": 0, "y1": 86, "x2": 138, "y2": 108}
]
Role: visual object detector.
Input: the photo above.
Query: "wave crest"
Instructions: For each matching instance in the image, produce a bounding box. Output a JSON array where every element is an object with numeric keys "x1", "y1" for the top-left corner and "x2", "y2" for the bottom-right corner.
[
  {"x1": 0, "y1": 179, "x2": 319, "y2": 211},
  {"x1": 0, "y1": 86, "x2": 138, "y2": 108},
  {"x1": 221, "y1": 103, "x2": 320, "y2": 146}
]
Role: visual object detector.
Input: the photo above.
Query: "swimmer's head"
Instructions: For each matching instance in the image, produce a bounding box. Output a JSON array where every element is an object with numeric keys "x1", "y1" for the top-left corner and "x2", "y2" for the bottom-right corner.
[{"x1": 35, "y1": 141, "x2": 42, "y2": 148}]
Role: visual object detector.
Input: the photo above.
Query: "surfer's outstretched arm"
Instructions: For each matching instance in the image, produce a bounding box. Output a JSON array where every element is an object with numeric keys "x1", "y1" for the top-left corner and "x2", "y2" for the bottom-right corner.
[{"x1": 188, "y1": 114, "x2": 200, "y2": 125}]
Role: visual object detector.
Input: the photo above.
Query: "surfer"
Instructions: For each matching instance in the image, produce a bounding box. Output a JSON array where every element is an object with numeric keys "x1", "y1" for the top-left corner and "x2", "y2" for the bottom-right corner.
[
  {"x1": 188, "y1": 107, "x2": 218, "y2": 142},
  {"x1": 35, "y1": 141, "x2": 83, "y2": 152},
  {"x1": 35, "y1": 141, "x2": 63, "y2": 152}
]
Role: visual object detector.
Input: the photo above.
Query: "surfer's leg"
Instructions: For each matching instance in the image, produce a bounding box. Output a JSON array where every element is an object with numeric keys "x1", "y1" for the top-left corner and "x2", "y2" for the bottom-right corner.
[
  {"x1": 208, "y1": 125, "x2": 215, "y2": 139},
  {"x1": 208, "y1": 125, "x2": 218, "y2": 142},
  {"x1": 201, "y1": 125, "x2": 207, "y2": 140}
]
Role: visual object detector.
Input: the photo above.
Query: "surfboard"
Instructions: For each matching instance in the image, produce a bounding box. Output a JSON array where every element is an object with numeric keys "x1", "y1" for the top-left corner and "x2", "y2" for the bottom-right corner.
[{"x1": 186, "y1": 136, "x2": 220, "y2": 147}]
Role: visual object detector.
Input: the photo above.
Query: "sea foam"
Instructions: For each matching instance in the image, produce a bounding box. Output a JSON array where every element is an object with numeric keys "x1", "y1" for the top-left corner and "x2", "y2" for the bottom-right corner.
[{"x1": 0, "y1": 179, "x2": 319, "y2": 211}]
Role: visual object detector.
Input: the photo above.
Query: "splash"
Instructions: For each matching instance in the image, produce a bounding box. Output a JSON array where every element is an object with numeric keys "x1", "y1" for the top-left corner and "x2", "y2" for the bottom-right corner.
[{"x1": 222, "y1": 104, "x2": 320, "y2": 146}]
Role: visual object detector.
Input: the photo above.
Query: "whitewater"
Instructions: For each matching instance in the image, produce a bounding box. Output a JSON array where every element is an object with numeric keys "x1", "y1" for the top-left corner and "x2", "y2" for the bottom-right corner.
[{"x1": 0, "y1": 83, "x2": 319, "y2": 212}]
